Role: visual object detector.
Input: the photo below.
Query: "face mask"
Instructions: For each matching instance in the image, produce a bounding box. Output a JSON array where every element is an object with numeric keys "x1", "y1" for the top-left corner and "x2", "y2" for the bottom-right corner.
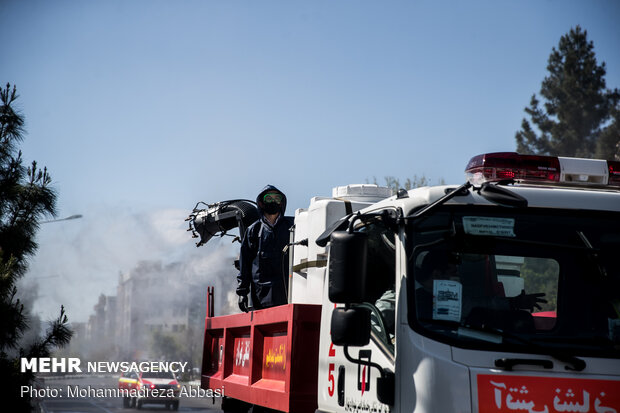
[{"x1": 263, "y1": 202, "x2": 280, "y2": 215}]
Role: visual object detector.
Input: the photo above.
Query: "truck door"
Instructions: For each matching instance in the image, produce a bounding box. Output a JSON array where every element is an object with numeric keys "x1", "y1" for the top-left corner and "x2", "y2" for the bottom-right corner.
[{"x1": 318, "y1": 215, "x2": 397, "y2": 413}]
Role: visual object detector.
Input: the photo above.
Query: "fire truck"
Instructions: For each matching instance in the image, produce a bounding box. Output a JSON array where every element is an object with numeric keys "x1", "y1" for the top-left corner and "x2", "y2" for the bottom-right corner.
[{"x1": 187, "y1": 152, "x2": 620, "y2": 413}]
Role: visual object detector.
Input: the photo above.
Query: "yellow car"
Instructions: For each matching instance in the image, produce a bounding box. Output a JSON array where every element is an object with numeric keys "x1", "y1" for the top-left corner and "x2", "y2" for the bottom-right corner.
[{"x1": 118, "y1": 370, "x2": 181, "y2": 410}]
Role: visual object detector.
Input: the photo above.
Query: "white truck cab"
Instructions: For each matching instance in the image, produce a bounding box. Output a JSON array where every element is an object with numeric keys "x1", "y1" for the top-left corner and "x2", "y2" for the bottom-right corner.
[{"x1": 310, "y1": 153, "x2": 620, "y2": 413}]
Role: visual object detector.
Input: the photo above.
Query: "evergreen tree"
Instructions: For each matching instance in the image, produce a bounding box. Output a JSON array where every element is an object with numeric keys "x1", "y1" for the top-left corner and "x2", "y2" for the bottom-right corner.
[
  {"x1": 515, "y1": 26, "x2": 620, "y2": 158},
  {"x1": 595, "y1": 106, "x2": 620, "y2": 160},
  {"x1": 0, "y1": 83, "x2": 72, "y2": 412}
]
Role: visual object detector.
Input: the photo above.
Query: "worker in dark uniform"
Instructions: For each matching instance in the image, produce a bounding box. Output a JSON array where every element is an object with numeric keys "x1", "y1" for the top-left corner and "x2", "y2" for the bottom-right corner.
[{"x1": 236, "y1": 185, "x2": 294, "y2": 312}]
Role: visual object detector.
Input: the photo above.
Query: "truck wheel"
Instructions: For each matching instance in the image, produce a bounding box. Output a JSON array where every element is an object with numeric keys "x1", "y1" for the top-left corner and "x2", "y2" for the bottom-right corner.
[
  {"x1": 130, "y1": 397, "x2": 136, "y2": 408},
  {"x1": 251, "y1": 406, "x2": 280, "y2": 413},
  {"x1": 136, "y1": 400, "x2": 143, "y2": 410},
  {"x1": 172, "y1": 401, "x2": 179, "y2": 411},
  {"x1": 221, "y1": 396, "x2": 250, "y2": 413},
  {"x1": 122, "y1": 396, "x2": 130, "y2": 408}
]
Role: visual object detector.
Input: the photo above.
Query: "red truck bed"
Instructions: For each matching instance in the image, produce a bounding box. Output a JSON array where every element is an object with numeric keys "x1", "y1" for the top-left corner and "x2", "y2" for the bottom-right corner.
[{"x1": 201, "y1": 304, "x2": 322, "y2": 413}]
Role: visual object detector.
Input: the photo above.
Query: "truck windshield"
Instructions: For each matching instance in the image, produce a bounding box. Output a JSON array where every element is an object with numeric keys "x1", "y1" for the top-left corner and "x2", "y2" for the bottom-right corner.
[{"x1": 406, "y1": 205, "x2": 620, "y2": 359}]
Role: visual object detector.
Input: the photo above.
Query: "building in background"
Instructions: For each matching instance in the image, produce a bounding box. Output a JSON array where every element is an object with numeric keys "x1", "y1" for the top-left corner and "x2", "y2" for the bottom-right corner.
[{"x1": 74, "y1": 260, "x2": 214, "y2": 374}]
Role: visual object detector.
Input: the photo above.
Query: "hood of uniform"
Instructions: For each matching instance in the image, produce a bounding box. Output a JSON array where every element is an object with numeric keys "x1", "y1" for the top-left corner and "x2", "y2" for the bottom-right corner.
[{"x1": 256, "y1": 184, "x2": 287, "y2": 216}]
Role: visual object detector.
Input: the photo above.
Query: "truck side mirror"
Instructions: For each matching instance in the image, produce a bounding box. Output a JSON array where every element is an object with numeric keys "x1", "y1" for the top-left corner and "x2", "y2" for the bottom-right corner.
[
  {"x1": 328, "y1": 231, "x2": 368, "y2": 303},
  {"x1": 331, "y1": 307, "x2": 371, "y2": 347}
]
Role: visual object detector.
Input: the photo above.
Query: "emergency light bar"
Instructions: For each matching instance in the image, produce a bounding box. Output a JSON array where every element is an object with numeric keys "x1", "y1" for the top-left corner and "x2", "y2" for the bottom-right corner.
[{"x1": 465, "y1": 152, "x2": 620, "y2": 187}]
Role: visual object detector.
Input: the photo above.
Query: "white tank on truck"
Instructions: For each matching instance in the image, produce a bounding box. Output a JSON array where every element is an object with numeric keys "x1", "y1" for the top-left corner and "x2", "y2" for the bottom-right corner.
[{"x1": 188, "y1": 152, "x2": 620, "y2": 413}]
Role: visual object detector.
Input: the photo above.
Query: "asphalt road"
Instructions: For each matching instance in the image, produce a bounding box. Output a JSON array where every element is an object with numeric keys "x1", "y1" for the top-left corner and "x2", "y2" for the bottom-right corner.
[{"x1": 35, "y1": 375, "x2": 223, "y2": 413}]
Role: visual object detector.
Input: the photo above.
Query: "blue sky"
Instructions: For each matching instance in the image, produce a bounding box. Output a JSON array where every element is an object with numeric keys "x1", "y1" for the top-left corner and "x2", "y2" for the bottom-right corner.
[{"x1": 2, "y1": 0, "x2": 619, "y2": 321}]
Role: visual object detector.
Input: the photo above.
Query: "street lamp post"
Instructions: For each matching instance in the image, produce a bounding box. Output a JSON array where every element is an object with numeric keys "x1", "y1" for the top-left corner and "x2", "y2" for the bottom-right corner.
[{"x1": 41, "y1": 214, "x2": 83, "y2": 224}]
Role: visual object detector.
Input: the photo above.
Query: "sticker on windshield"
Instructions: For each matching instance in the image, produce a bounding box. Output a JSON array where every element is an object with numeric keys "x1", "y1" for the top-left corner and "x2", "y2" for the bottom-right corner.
[
  {"x1": 433, "y1": 280, "x2": 462, "y2": 322},
  {"x1": 463, "y1": 217, "x2": 515, "y2": 237}
]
